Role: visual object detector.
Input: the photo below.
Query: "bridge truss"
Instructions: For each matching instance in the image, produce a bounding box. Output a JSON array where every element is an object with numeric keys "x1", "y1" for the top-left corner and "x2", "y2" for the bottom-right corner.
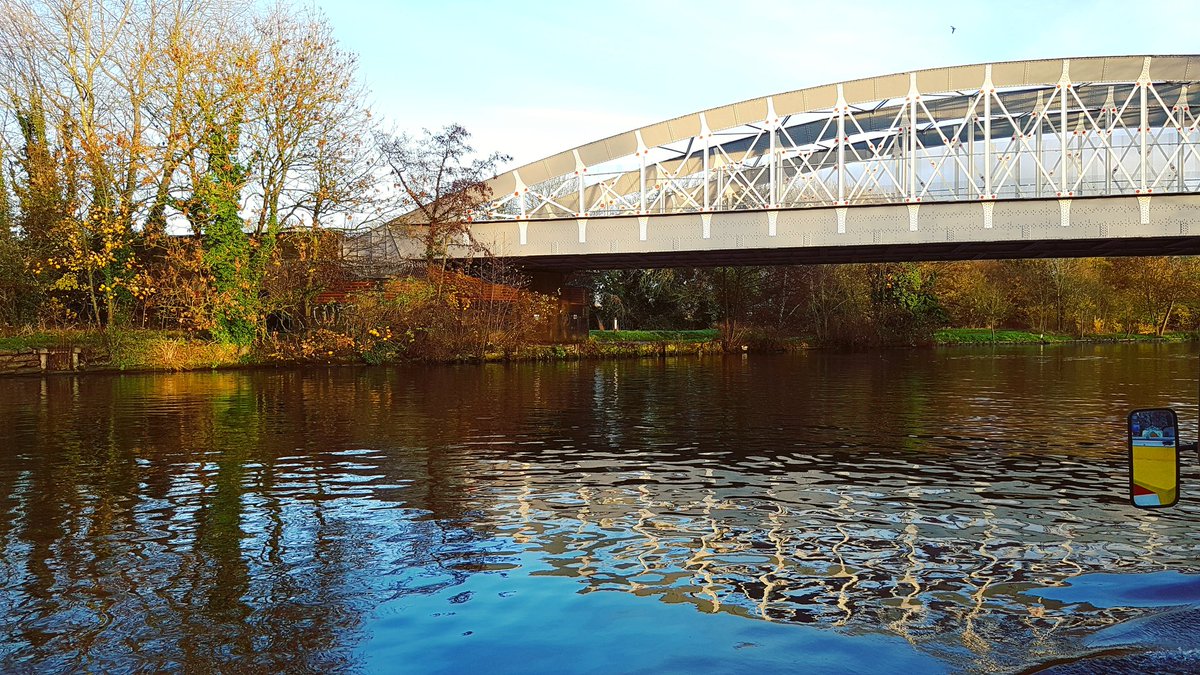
[{"x1": 479, "y1": 56, "x2": 1200, "y2": 232}]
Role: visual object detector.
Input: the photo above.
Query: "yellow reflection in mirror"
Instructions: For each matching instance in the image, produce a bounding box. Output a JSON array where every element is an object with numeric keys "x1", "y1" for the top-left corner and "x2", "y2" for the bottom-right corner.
[{"x1": 1130, "y1": 409, "x2": 1179, "y2": 508}]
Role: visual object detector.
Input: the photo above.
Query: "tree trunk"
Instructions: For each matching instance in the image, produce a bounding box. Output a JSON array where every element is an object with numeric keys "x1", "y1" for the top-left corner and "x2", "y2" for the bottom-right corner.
[{"x1": 1158, "y1": 301, "x2": 1175, "y2": 337}]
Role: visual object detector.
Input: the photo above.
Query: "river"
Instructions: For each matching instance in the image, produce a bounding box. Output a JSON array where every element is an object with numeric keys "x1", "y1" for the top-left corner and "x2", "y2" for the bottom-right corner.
[{"x1": 2, "y1": 344, "x2": 1199, "y2": 673}]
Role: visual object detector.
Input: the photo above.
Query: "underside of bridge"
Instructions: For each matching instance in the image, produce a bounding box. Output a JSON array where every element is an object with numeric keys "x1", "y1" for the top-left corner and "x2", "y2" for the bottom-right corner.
[{"x1": 509, "y1": 234, "x2": 1200, "y2": 272}]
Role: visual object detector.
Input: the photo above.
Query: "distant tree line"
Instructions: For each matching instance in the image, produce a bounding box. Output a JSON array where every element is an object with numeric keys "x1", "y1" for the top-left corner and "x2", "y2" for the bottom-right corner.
[{"x1": 588, "y1": 257, "x2": 1200, "y2": 347}]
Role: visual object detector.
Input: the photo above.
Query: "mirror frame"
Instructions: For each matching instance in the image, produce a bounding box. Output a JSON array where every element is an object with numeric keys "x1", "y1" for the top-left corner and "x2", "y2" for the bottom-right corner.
[{"x1": 1128, "y1": 408, "x2": 1181, "y2": 509}]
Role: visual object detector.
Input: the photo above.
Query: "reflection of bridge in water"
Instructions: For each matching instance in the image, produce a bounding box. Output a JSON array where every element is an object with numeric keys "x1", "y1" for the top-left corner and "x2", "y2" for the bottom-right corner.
[
  {"x1": 493, "y1": 456, "x2": 1165, "y2": 672},
  {"x1": 362, "y1": 55, "x2": 1200, "y2": 271}
]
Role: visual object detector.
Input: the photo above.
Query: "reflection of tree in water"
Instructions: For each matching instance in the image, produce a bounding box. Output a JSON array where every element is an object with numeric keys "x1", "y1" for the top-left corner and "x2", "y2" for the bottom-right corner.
[{"x1": 0, "y1": 373, "x2": 479, "y2": 672}]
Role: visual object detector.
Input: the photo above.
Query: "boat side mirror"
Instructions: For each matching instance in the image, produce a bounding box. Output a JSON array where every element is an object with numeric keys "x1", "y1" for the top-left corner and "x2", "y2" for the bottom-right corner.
[{"x1": 1129, "y1": 408, "x2": 1180, "y2": 508}]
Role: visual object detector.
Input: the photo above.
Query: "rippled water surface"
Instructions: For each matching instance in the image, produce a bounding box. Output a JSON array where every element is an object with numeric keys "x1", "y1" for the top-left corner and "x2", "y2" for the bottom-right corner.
[{"x1": 2, "y1": 344, "x2": 1200, "y2": 673}]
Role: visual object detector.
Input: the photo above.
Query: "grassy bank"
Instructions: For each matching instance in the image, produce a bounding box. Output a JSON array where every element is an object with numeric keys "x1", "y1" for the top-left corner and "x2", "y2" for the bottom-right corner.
[
  {"x1": 0, "y1": 330, "x2": 108, "y2": 351},
  {"x1": 935, "y1": 328, "x2": 1196, "y2": 345},
  {"x1": 0, "y1": 328, "x2": 725, "y2": 374},
  {"x1": 588, "y1": 329, "x2": 719, "y2": 343},
  {"x1": 492, "y1": 340, "x2": 721, "y2": 361},
  {"x1": 2, "y1": 327, "x2": 1195, "y2": 376},
  {"x1": 0, "y1": 329, "x2": 246, "y2": 372}
]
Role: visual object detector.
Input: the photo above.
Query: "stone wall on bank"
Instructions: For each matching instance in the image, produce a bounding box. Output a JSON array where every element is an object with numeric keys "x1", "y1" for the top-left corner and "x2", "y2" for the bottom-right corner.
[{"x1": 0, "y1": 348, "x2": 82, "y2": 376}]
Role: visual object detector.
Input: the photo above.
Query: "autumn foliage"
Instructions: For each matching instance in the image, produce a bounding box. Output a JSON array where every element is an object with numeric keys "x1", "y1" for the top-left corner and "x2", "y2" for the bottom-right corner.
[
  {"x1": 589, "y1": 258, "x2": 1200, "y2": 348},
  {"x1": 0, "y1": 0, "x2": 378, "y2": 343}
]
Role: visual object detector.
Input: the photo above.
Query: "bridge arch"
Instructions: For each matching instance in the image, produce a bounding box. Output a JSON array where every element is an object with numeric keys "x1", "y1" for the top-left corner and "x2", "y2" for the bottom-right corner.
[
  {"x1": 364, "y1": 56, "x2": 1200, "y2": 269},
  {"x1": 484, "y1": 56, "x2": 1200, "y2": 220}
]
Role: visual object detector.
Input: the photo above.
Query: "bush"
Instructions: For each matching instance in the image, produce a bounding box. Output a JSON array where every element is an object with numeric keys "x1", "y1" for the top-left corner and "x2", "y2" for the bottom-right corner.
[
  {"x1": 340, "y1": 272, "x2": 556, "y2": 361},
  {"x1": 260, "y1": 328, "x2": 357, "y2": 363}
]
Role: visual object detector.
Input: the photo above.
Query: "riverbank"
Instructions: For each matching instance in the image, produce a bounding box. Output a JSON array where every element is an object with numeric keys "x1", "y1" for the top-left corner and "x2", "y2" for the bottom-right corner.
[
  {"x1": 0, "y1": 330, "x2": 243, "y2": 375},
  {"x1": 0, "y1": 329, "x2": 727, "y2": 376},
  {"x1": 593, "y1": 328, "x2": 1197, "y2": 347},
  {"x1": 933, "y1": 328, "x2": 1196, "y2": 345},
  {"x1": 0, "y1": 327, "x2": 1194, "y2": 376}
]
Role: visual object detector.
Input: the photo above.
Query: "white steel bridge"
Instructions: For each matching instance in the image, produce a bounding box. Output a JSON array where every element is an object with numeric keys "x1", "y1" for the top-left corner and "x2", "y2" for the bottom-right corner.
[{"x1": 372, "y1": 55, "x2": 1200, "y2": 270}]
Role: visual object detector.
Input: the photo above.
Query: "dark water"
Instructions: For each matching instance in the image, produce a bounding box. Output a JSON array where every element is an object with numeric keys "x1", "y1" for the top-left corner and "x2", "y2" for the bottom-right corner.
[{"x1": 2, "y1": 344, "x2": 1200, "y2": 674}]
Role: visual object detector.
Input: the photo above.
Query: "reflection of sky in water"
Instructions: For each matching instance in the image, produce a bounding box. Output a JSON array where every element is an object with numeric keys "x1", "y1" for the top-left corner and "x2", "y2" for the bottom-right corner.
[
  {"x1": 1028, "y1": 571, "x2": 1200, "y2": 608},
  {"x1": 1, "y1": 343, "x2": 1199, "y2": 672}
]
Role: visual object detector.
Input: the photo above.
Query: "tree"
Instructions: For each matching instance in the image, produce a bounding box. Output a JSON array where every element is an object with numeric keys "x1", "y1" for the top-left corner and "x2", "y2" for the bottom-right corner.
[
  {"x1": 587, "y1": 268, "x2": 717, "y2": 331},
  {"x1": 174, "y1": 27, "x2": 264, "y2": 346},
  {"x1": 241, "y1": 5, "x2": 378, "y2": 329},
  {"x1": 1062, "y1": 259, "x2": 1110, "y2": 337},
  {"x1": 195, "y1": 116, "x2": 260, "y2": 345},
  {"x1": 141, "y1": 0, "x2": 236, "y2": 232},
  {"x1": 0, "y1": 143, "x2": 11, "y2": 237},
  {"x1": 0, "y1": 0, "x2": 382, "y2": 335},
  {"x1": 0, "y1": 0, "x2": 244, "y2": 327},
  {"x1": 378, "y1": 124, "x2": 508, "y2": 275},
  {"x1": 962, "y1": 262, "x2": 1011, "y2": 339},
  {"x1": 796, "y1": 264, "x2": 870, "y2": 346},
  {"x1": 4, "y1": 0, "x2": 140, "y2": 326},
  {"x1": 867, "y1": 263, "x2": 944, "y2": 345},
  {"x1": 246, "y1": 5, "x2": 376, "y2": 234},
  {"x1": 1104, "y1": 257, "x2": 1200, "y2": 336},
  {"x1": 707, "y1": 266, "x2": 765, "y2": 348}
]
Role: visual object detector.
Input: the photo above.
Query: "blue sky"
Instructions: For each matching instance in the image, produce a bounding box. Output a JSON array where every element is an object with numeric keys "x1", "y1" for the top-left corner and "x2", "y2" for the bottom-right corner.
[{"x1": 316, "y1": 0, "x2": 1197, "y2": 170}]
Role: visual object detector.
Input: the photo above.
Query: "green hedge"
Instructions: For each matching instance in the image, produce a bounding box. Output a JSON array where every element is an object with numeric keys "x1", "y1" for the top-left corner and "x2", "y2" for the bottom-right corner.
[
  {"x1": 935, "y1": 328, "x2": 1195, "y2": 344},
  {"x1": 589, "y1": 329, "x2": 718, "y2": 343}
]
